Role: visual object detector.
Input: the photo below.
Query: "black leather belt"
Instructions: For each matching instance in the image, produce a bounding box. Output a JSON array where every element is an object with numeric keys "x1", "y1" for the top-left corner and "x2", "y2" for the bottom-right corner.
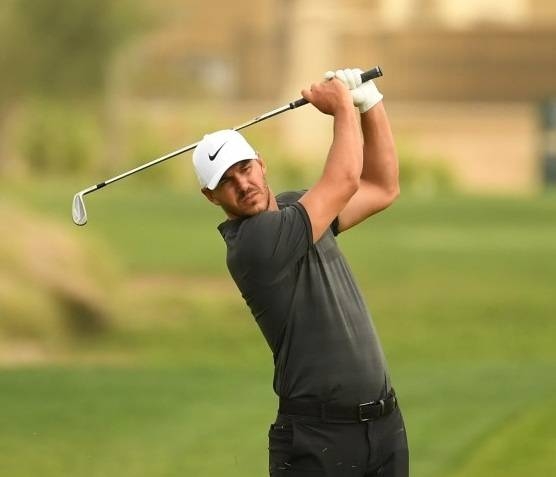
[{"x1": 279, "y1": 390, "x2": 398, "y2": 423}]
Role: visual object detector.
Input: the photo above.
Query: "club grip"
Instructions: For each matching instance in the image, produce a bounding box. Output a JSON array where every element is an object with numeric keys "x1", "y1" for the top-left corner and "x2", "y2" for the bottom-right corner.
[
  {"x1": 289, "y1": 66, "x2": 383, "y2": 109},
  {"x1": 361, "y1": 66, "x2": 383, "y2": 83}
]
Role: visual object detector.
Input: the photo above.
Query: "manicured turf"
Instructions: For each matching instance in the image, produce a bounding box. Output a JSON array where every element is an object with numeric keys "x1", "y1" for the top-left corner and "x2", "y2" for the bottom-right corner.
[
  {"x1": 2, "y1": 179, "x2": 555, "y2": 476},
  {"x1": 1, "y1": 363, "x2": 554, "y2": 477}
]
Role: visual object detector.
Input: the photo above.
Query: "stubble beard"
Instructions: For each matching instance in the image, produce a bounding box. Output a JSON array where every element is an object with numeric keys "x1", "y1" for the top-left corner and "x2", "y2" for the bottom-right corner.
[{"x1": 223, "y1": 182, "x2": 272, "y2": 219}]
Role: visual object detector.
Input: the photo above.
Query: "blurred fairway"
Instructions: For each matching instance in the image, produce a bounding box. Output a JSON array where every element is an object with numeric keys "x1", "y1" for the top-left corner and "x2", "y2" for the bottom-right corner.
[{"x1": 1, "y1": 178, "x2": 556, "y2": 476}]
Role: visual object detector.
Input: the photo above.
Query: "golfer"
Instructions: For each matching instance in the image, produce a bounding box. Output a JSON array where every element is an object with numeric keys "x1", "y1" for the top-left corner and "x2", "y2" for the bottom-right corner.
[{"x1": 193, "y1": 68, "x2": 408, "y2": 476}]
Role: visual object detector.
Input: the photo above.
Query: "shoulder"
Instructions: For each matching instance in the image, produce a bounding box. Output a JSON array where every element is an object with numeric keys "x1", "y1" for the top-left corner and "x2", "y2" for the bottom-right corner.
[
  {"x1": 239, "y1": 206, "x2": 308, "y2": 245},
  {"x1": 219, "y1": 211, "x2": 283, "y2": 256},
  {"x1": 277, "y1": 189, "x2": 340, "y2": 237},
  {"x1": 276, "y1": 190, "x2": 307, "y2": 208},
  {"x1": 224, "y1": 205, "x2": 312, "y2": 272}
]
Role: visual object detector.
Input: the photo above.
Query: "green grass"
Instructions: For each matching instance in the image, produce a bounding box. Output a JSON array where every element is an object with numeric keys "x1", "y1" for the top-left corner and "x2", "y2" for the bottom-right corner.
[
  {"x1": 0, "y1": 367, "x2": 275, "y2": 477},
  {"x1": 2, "y1": 178, "x2": 556, "y2": 476},
  {"x1": 1, "y1": 363, "x2": 554, "y2": 477}
]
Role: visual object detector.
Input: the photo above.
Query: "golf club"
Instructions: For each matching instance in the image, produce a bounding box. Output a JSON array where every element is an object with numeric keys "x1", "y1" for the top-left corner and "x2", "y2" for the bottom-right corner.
[{"x1": 72, "y1": 66, "x2": 383, "y2": 226}]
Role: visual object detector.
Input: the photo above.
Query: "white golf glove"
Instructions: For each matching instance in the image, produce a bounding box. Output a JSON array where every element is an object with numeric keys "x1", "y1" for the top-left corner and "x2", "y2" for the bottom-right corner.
[{"x1": 324, "y1": 68, "x2": 383, "y2": 113}]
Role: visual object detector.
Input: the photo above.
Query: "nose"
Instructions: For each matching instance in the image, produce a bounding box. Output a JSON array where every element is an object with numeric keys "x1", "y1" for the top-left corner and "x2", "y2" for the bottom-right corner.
[{"x1": 235, "y1": 174, "x2": 250, "y2": 192}]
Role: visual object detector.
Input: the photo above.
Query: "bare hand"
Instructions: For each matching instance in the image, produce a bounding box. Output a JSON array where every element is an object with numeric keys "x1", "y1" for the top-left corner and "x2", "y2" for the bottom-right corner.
[{"x1": 301, "y1": 78, "x2": 353, "y2": 116}]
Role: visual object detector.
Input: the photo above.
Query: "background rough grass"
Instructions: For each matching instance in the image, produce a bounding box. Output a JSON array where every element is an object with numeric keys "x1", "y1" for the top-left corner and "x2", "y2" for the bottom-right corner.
[{"x1": 0, "y1": 201, "x2": 121, "y2": 346}]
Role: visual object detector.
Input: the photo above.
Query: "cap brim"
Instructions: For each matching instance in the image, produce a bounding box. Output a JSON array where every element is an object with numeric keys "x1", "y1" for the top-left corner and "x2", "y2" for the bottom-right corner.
[{"x1": 205, "y1": 156, "x2": 256, "y2": 190}]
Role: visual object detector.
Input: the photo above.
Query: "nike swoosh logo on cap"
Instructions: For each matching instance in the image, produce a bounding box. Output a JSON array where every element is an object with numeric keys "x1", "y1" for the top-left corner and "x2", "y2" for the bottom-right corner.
[{"x1": 208, "y1": 142, "x2": 227, "y2": 161}]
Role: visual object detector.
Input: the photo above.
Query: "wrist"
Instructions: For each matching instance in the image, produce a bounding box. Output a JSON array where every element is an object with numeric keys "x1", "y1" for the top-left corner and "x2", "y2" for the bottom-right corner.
[
  {"x1": 359, "y1": 93, "x2": 383, "y2": 113},
  {"x1": 359, "y1": 95, "x2": 383, "y2": 114},
  {"x1": 355, "y1": 81, "x2": 383, "y2": 113},
  {"x1": 334, "y1": 102, "x2": 357, "y2": 120}
]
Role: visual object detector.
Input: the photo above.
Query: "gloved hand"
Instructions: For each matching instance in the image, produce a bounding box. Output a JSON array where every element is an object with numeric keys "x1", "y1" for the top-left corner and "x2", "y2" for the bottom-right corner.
[{"x1": 324, "y1": 68, "x2": 383, "y2": 113}]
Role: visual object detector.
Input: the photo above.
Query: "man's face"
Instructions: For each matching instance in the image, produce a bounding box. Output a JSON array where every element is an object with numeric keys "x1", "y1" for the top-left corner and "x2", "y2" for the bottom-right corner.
[{"x1": 202, "y1": 158, "x2": 271, "y2": 219}]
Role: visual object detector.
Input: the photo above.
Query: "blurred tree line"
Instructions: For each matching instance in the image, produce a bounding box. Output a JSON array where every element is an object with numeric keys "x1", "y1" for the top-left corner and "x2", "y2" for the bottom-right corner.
[
  {"x1": 0, "y1": 0, "x2": 145, "y2": 175},
  {"x1": 0, "y1": 0, "x2": 458, "y2": 192}
]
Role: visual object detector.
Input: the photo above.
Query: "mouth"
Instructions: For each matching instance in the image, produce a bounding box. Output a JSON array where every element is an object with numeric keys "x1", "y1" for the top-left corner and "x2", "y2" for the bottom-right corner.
[{"x1": 241, "y1": 190, "x2": 260, "y2": 203}]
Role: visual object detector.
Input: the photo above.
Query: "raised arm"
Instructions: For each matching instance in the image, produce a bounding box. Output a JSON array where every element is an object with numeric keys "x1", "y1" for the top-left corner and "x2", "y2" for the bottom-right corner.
[
  {"x1": 298, "y1": 78, "x2": 363, "y2": 243},
  {"x1": 331, "y1": 69, "x2": 400, "y2": 233}
]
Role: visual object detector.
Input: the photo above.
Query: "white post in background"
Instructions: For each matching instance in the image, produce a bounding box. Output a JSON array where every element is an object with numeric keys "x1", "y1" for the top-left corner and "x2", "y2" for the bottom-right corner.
[{"x1": 280, "y1": 0, "x2": 339, "y2": 160}]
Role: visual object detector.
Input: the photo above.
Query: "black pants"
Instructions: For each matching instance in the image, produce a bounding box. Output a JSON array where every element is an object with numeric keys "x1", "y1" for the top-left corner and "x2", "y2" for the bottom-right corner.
[{"x1": 268, "y1": 406, "x2": 409, "y2": 476}]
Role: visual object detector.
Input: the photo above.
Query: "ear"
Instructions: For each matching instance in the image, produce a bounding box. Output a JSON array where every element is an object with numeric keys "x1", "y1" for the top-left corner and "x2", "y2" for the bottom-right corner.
[
  {"x1": 201, "y1": 188, "x2": 221, "y2": 206},
  {"x1": 255, "y1": 155, "x2": 267, "y2": 175}
]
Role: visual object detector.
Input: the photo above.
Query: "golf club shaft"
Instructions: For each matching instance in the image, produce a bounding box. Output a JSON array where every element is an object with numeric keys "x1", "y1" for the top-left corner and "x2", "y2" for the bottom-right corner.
[{"x1": 82, "y1": 66, "x2": 383, "y2": 196}]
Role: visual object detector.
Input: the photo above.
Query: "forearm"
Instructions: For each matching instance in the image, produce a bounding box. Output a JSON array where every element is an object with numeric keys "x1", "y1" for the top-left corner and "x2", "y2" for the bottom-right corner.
[
  {"x1": 360, "y1": 102, "x2": 399, "y2": 194},
  {"x1": 298, "y1": 78, "x2": 364, "y2": 242},
  {"x1": 323, "y1": 106, "x2": 363, "y2": 188}
]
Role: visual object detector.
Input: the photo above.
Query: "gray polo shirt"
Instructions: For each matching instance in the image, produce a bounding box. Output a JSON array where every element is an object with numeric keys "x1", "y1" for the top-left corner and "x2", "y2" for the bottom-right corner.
[{"x1": 218, "y1": 190, "x2": 390, "y2": 405}]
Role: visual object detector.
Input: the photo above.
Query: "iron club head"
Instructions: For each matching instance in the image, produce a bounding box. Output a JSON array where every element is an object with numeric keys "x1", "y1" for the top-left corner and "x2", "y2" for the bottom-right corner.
[{"x1": 72, "y1": 192, "x2": 88, "y2": 226}]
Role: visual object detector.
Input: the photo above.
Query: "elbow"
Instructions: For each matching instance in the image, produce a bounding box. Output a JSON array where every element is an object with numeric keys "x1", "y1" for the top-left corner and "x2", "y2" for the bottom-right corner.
[
  {"x1": 382, "y1": 181, "x2": 400, "y2": 208},
  {"x1": 337, "y1": 167, "x2": 360, "y2": 198},
  {"x1": 345, "y1": 173, "x2": 361, "y2": 199},
  {"x1": 350, "y1": 173, "x2": 361, "y2": 193},
  {"x1": 389, "y1": 161, "x2": 401, "y2": 203},
  {"x1": 387, "y1": 167, "x2": 401, "y2": 204},
  {"x1": 391, "y1": 181, "x2": 401, "y2": 202}
]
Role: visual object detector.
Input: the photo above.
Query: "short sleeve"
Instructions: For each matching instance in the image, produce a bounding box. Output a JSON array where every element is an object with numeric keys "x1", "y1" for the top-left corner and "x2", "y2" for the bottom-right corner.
[
  {"x1": 331, "y1": 217, "x2": 340, "y2": 236},
  {"x1": 233, "y1": 202, "x2": 312, "y2": 283}
]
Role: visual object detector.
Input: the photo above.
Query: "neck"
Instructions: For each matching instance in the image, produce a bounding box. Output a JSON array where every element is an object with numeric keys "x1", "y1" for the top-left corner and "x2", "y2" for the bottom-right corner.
[{"x1": 267, "y1": 188, "x2": 278, "y2": 212}]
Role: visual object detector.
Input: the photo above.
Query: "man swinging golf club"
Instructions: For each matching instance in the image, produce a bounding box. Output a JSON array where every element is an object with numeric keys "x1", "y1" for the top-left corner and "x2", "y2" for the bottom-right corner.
[{"x1": 193, "y1": 68, "x2": 408, "y2": 477}]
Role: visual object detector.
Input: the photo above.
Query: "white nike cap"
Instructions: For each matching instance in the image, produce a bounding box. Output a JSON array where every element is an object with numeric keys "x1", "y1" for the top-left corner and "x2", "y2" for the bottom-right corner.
[{"x1": 192, "y1": 129, "x2": 257, "y2": 190}]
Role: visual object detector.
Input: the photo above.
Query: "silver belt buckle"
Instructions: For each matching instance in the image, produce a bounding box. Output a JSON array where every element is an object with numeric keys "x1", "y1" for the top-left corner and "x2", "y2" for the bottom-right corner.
[{"x1": 358, "y1": 399, "x2": 385, "y2": 422}]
